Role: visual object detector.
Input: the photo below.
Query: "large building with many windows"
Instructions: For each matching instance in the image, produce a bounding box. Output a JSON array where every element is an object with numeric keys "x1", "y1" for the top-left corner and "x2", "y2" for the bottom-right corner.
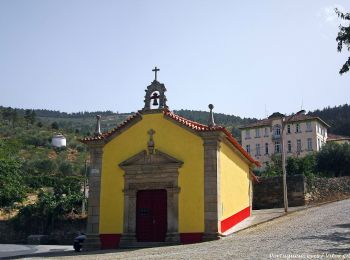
[{"x1": 239, "y1": 110, "x2": 330, "y2": 167}]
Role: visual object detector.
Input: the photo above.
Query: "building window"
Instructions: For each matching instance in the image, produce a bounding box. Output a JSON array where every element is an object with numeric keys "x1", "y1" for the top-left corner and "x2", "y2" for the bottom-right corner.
[
  {"x1": 306, "y1": 121, "x2": 312, "y2": 131},
  {"x1": 274, "y1": 125, "x2": 281, "y2": 136},
  {"x1": 287, "y1": 125, "x2": 291, "y2": 134},
  {"x1": 287, "y1": 140, "x2": 292, "y2": 153},
  {"x1": 297, "y1": 139, "x2": 301, "y2": 153},
  {"x1": 256, "y1": 144, "x2": 260, "y2": 156},
  {"x1": 245, "y1": 130, "x2": 251, "y2": 139},
  {"x1": 246, "y1": 144, "x2": 251, "y2": 154},
  {"x1": 265, "y1": 143, "x2": 269, "y2": 155},
  {"x1": 307, "y1": 138, "x2": 312, "y2": 151},
  {"x1": 264, "y1": 127, "x2": 269, "y2": 137},
  {"x1": 274, "y1": 141, "x2": 281, "y2": 153},
  {"x1": 255, "y1": 128, "x2": 260, "y2": 138},
  {"x1": 296, "y1": 123, "x2": 301, "y2": 133}
]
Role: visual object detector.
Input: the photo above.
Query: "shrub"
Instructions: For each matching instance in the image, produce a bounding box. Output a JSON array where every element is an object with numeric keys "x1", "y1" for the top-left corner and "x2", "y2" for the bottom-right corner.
[
  {"x1": 0, "y1": 159, "x2": 27, "y2": 207},
  {"x1": 316, "y1": 142, "x2": 350, "y2": 177}
]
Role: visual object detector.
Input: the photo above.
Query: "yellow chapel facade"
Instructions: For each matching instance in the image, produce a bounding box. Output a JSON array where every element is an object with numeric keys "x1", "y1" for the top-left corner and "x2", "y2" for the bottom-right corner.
[{"x1": 81, "y1": 71, "x2": 259, "y2": 249}]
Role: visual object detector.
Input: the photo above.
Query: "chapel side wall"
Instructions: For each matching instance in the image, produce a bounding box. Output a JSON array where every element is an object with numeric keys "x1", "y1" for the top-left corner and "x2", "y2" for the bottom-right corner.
[
  {"x1": 99, "y1": 113, "x2": 205, "y2": 236},
  {"x1": 219, "y1": 142, "x2": 251, "y2": 233}
]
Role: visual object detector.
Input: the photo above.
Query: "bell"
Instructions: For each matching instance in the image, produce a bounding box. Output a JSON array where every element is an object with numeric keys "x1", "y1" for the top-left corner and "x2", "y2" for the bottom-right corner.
[{"x1": 152, "y1": 98, "x2": 159, "y2": 106}]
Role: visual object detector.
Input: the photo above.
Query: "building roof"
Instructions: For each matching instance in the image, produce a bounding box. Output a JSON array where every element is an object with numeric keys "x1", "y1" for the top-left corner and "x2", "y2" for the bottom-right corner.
[
  {"x1": 80, "y1": 109, "x2": 260, "y2": 167},
  {"x1": 53, "y1": 134, "x2": 66, "y2": 139},
  {"x1": 327, "y1": 133, "x2": 350, "y2": 142},
  {"x1": 239, "y1": 113, "x2": 330, "y2": 129}
]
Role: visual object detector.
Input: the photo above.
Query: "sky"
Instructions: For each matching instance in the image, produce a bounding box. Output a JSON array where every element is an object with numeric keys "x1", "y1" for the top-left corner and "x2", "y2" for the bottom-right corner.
[{"x1": 0, "y1": 1, "x2": 349, "y2": 119}]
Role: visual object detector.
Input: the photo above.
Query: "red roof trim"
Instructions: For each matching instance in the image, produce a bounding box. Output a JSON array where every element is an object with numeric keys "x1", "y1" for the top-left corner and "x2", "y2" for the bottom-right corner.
[
  {"x1": 163, "y1": 110, "x2": 260, "y2": 167},
  {"x1": 81, "y1": 109, "x2": 260, "y2": 168},
  {"x1": 80, "y1": 113, "x2": 141, "y2": 143}
]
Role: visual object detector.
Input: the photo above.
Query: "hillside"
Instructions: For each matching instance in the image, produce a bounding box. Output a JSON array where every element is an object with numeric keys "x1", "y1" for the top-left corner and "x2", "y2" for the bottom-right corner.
[
  {"x1": 173, "y1": 109, "x2": 256, "y2": 139},
  {"x1": 0, "y1": 104, "x2": 349, "y2": 220},
  {"x1": 309, "y1": 104, "x2": 350, "y2": 137},
  {"x1": 1, "y1": 104, "x2": 349, "y2": 141}
]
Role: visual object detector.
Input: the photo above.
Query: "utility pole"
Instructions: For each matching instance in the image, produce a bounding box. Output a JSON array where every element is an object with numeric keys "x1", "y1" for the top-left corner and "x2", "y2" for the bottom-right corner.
[
  {"x1": 281, "y1": 117, "x2": 288, "y2": 212},
  {"x1": 82, "y1": 159, "x2": 87, "y2": 215}
]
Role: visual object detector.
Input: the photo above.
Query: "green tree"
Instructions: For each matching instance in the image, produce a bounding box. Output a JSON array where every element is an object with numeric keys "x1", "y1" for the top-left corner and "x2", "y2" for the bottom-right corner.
[
  {"x1": 51, "y1": 122, "x2": 59, "y2": 130},
  {"x1": 34, "y1": 159, "x2": 57, "y2": 174},
  {"x1": 30, "y1": 110, "x2": 36, "y2": 124},
  {"x1": 1, "y1": 107, "x2": 13, "y2": 124},
  {"x1": 316, "y1": 142, "x2": 350, "y2": 177},
  {"x1": 261, "y1": 154, "x2": 282, "y2": 176},
  {"x1": 0, "y1": 159, "x2": 27, "y2": 207},
  {"x1": 24, "y1": 109, "x2": 31, "y2": 126},
  {"x1": 335, "y1": 8, "x2": 350, "y2": 74},
  {"x1": 13, "y1": 190, "x2": 83, "y2": 234},
  {"x1": 286, "y1": 154, "x2": 316, "y2": 177},
  {"x1": 11, "y1": 110, "x2": 18, "y2": 128},
  {"x1": 58, "y1": 162, "x2": 74, "y2": 175}
]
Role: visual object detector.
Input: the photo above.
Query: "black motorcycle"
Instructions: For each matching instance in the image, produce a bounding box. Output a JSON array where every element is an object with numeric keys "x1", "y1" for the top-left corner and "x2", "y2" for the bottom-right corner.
[{"x1": 73, "y1": 232, "x2": 86, "y2": 252}]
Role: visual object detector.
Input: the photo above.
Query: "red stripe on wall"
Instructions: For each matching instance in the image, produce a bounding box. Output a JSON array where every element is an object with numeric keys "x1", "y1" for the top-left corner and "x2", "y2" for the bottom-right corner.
[
  {"x1": 180, "y1": 233, "x2": 203, "y2": 244},
  {"x1": 220, "y1": 206, "x2": 251, "y2": 233},
  {"x1": 99, "y1": 234, "x2": 121, "y2": 249}
]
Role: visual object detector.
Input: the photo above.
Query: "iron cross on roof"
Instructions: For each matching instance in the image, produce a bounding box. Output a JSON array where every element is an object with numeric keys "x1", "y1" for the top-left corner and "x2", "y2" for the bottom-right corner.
[{"x1": 152, "y1": 66, "x2": 160, "y2": 81}]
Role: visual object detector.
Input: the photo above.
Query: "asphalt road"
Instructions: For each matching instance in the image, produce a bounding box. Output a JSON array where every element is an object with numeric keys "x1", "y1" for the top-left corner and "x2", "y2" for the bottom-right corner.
[
  {"x1": 0, "y1": 244, "x2": 72, "y2": 259},
  {"x1": 4, "y1": 199, "x2": 350, "y2": 259}
]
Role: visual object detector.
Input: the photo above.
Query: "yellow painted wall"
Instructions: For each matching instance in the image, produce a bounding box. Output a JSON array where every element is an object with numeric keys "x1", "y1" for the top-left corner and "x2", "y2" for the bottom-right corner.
[
  {"x1": 219, "y1": 142, "x2": 251, "y2": 221},
  {"x1": 99, "y1": 112, "x2": 204, "y2": 234}
]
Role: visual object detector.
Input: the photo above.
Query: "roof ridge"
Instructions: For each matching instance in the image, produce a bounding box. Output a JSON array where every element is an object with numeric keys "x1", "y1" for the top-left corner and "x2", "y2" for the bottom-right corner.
[
  {"x1": 81, "y1": 109, "x2": 260, "y2": 168},
  {"x1": 80, "y1": 112, "x2": 141, "y2": 143},
  {"x1": 164, "y1": 110, "x2": 260, "y2": 167}
]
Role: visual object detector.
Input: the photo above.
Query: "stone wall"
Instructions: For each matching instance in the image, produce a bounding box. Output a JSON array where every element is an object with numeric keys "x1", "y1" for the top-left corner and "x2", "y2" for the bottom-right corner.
[
  {"x1": 253, "y1": 175, "x2": 306, "y2": 209},
  {"x1": 253, "y1": 175, "x2": 350, "y2": 209},
  {"x1": 305, "y1": 176, "x2": 350, "y2": 204},
  {"x1": 0, "y1": 218, "x2": 86, "y2": 244}
]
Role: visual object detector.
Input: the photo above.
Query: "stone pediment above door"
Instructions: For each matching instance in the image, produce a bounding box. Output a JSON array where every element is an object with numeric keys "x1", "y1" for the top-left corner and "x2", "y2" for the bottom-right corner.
[{"x1": 119, "y1": 150, "x2": 183, "y2": 173}]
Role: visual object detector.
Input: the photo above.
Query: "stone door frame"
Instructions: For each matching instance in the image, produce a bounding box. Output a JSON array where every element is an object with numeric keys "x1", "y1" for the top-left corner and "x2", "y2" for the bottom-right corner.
[{"x1": 119, "y1": 150, "x2": 183, "y2": 246}]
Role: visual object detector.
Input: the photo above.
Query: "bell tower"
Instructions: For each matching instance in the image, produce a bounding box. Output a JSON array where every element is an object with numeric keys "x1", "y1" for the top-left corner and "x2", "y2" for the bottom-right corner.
[{"x1": 143, "y1": 67, "x2": 168, "y2": 111}]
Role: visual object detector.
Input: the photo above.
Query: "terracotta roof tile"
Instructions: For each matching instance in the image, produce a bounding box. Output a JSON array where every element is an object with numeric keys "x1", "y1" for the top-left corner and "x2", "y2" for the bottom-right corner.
[
  {"x1": 240, "y1": 113, "x2": 330, "y2": 129},
  {"x1": 163, "y1": 110, "x2": 260, "y2": 167},
  {"x1": 80, "y1": 113, "x2": 141, "y2": 143},
  {"x1": 81, "y1": 109, "x2": 260, "y2": 168},
  {"x1": 327, "y1": 133, "x2": 350, "y2": 141}
]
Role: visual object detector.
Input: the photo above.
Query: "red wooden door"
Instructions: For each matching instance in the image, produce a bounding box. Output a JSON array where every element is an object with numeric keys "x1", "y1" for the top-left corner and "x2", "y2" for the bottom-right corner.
[{"x1": 136, "y1": 189, "x2": 167, "y2": 242}]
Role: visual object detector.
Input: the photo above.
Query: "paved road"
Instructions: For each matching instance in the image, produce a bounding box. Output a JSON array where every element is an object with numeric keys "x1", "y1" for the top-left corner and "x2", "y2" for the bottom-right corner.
[
  {"x1": 8, "y1": 199, "x2": 350, "y2": 259},
  {"x1": 0, "y1": 244, "x2": 72, "y2": 259}
]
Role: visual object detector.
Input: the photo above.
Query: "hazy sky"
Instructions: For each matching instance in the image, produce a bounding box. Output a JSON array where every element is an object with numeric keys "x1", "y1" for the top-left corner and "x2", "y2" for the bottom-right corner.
[{"x1": 1, "y1": 1, "x2": 349, "y2": 119}]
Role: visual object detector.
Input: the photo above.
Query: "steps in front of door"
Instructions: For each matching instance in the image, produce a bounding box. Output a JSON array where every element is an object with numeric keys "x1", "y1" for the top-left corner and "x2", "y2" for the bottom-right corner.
[{"x1": 120, "y1": 241, "x2": 178, "y2": 248}]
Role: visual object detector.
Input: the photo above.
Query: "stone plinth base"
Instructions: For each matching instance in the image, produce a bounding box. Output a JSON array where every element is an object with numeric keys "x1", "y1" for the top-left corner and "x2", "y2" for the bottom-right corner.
[
  {"x1": 83, "y1": 234, "x2": 101, "y2": 251},
  {"x1": 202, "y1": 232, "x2": 222, "y2": 241}
]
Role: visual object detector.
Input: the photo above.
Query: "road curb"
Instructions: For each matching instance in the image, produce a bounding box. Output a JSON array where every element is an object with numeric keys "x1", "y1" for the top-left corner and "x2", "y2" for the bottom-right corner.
[{"x1": 224, "y1": 197, "x2": 350, "y2": 237}]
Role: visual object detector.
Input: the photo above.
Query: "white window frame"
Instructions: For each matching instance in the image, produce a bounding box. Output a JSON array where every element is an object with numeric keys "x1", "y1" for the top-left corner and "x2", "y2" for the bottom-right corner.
[
  {"x1": 287, "y1": 124, "x2": 291, "y2": 134},
  {"x1": 255, "y1": 128, "x2": 260, "y2": 138},
  {"x1": 297, "y1": 139, "x2": 302, "y2": 153},
  {"x1": 306, "y1": 121, "x2": 312, "y2": 131},
  {"x1": 274, "y1": 141, "x2": 281, "y2": 153},
  {"x1": 264, "y1": 127, "x2": 269, "y2": 137},
  {"x1": 256, "y1": 143, "x2": 260, "y2": 156},
  {"x1": 307, "y1": 138, "x2": 312, "y2": 151},
  {"x1": 274, "y1": 125, "x2": 281, "y2": 136},
  {"x1": 246, "y1": 130, "x2": 251, "y2": 139},
  {"x1": 287, "y1": 140, "x2": 292, "y2": 153}
]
